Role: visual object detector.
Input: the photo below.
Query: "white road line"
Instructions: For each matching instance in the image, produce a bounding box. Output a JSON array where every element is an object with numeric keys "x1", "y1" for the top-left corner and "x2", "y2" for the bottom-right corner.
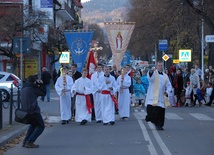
[
  {"x1": 134, "y1": 110, "x2": 172, "y2": 155},
  {"x1": 165, "y1": 113, "x2": 183, "y2": 120},
  {"x1": 148, "y1": 123, "x2": 172, "y2": 155},
  {"x1": 134, "y1": 113, "x2": 158, "y2": 155},
  {"x1": 190, "y1": 113, "x2": 214, "y2": 121}
]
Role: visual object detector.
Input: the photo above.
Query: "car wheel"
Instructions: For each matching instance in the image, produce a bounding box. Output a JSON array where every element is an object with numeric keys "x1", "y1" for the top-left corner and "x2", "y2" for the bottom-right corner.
[{"x1": 0, "y1": 89, "x2": 9, "y2": 102}]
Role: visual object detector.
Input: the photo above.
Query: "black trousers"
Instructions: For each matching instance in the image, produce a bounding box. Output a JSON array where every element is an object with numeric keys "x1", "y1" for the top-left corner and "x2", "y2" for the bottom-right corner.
[{"x1": 145, "y1": 105, "x2": 165, "y2": 127}]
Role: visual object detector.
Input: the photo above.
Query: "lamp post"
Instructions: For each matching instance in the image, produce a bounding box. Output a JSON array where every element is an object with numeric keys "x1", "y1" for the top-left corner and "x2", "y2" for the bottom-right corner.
[{"x1": 201, "y1": 0, "x2": 205, "y2": 79}]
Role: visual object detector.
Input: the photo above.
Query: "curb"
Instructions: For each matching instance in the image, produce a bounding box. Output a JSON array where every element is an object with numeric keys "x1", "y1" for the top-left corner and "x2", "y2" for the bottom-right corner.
[{"x1": 0, "y1": 125, "x2": 28, "y2": 147}]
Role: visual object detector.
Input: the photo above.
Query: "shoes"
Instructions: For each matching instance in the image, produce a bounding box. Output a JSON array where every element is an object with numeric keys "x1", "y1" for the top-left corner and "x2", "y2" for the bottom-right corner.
[
  {"x1": 25, "y1": 142, "x2": 39, "y2": 148},
  {"x1": 22, "y1": 141, "x2": 26, "y2": 147},
  {"x1": 110, "y1": 121, "x2": 115, "y2": 125},
  {"x1": 96, "y1": 120, "x2": 102, "y2": 123},
  {"x1": 205, "y1": 103, "x2": 211, "y2": 106},
  {"x1": 61, "y1": 120, "x2": 66, "y2": 125},
  {"x1": 40, "y1": 98, "x2": 44, "y2": 102},
  {"x1": 156, "y1": 126, "x2": 164, "y2": 130},
  {"x1": 66, "y1": 120, "x2": 69, "y2": 124},
  {"x1": 47, "y1": 100, "x2": 50, "y2": 102},
  {"x1": 185, "y1": 103, "x2": 188, "y2": 107},
  {"x1": 80, "y1": 120, "x2": 87, "y2": 125},
  {"x1": 115, "y1": 111, "x2": 119, "y2": 115},
  {"x1": 103, "y1": 123, "x2": 108, "y2": 125}
]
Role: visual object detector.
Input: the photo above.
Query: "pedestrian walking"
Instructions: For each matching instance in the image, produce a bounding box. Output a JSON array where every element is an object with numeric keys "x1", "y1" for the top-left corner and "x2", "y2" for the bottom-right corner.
[
  {"x1": 91, "y1": 64, "x2": 104, "y2": 123},
  {"x1": 55, "y1": 67, "x2": 74, "y2": 124},
  {"x1": 41, "y1": 67, "x2": 52, "y2": 102},
  {"x1": 145, "y1": 61, "x2": 172, "y2": 130},
  {"x1": 117, "y1": 67, "x2": 131, "y2": 120},
  {"x1": 71, "y1": 68, "x2": 93, "y2": 125},
  {"x1": 21, "y1": 75, "x2": 46, "y2": 148},
  {"x1": 98, "y1": 66, "x2": 117, "y2": 125}
]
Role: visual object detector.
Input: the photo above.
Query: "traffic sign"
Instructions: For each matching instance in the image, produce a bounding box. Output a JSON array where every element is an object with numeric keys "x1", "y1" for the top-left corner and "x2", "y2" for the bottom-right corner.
[
  {"x1": 59, "y1": 52, "x2": 70, "y2": 63},
  {"x1": 173, "y1": 59, "x2": 180, "y2": 64},
  {"x1": 13, "y1": 37, "x2": 31, "y2": 54},
  {"x1": 179, "y1": 49, "x2": 191, "y2": 62},
  {"x1": 205, "y1": 35, "x2": 214, "y2": 42},
  {"x1": 159, "y1": 39, "x2": 168, "y2": 51},
  {"x1": 162, "y1": 54, "x2": 169, "y2": 61}
]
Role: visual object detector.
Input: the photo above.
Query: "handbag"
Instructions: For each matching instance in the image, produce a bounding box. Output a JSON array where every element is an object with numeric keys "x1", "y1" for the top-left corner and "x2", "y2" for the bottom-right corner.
[{"x1": 15, "y1": 108, "x2": 30, "y2": 124}]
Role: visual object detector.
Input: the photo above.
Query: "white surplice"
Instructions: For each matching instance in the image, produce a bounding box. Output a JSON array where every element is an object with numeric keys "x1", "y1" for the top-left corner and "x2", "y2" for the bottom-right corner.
[
  {"x1": 55, "y1": 75, "x2": 73, "y2": 121},
  {"x1": 71, "y1": 77, "x2": 93, "y2": 122},
  {"x1": 98, "y1": 74, "x2": 117, "y2": 123},
  {"x1": 91, "y1": 71, "x2": 104, "y2": 121},
  {"x1": 117, "y1": 74, "x2": 131, "y2": 118},
  {"x1": 145, "y1": 70, "x2": 172, "y2": 108}
]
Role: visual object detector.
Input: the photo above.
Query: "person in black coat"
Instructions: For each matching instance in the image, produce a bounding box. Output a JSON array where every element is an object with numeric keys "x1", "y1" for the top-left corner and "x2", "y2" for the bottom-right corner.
[
  {"x1": 71, "y1": 64, "x2": 82, "y2": 81},
  {"x1": 21, "y1": 75, "x2": 46, "y2": 148},
  {"x1": 110, "y1": 64, "x2": 118, "y2": 80},
  {"x1": 41, "y1": 67, "x2": 51, "y2": 102}
]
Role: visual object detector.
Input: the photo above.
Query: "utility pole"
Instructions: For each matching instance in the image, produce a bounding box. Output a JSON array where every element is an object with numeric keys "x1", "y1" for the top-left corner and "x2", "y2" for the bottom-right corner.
[{"x1": 201, "y1": 0, "x2": 204, "y2": 79}]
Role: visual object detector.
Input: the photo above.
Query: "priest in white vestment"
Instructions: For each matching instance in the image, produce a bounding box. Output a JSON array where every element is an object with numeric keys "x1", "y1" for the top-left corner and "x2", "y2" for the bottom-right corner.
[
  {"x1": 55, "y1": 67, "x2": 73, "y2": 125},
  {"x1": 145, "y1": 61, "x2": 172, "y2": 130},
  {"x1": 71, "y1": 69, "x2": 93, "y2": 125},
  {"x1": 91, "y1": 64, "x2": 104, "y2": 123},
  {"x1": 117, "y1": 67, "x2": 131, "y2": 120},
  {"x1": 98, "y1": 66, "x2": 117, "y2": 125}
]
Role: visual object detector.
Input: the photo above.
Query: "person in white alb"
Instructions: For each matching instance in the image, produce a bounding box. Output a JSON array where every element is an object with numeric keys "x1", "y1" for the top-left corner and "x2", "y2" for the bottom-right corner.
[
  {"x1": 117, "y1": 67, "x2": 131, "y2": 120},
  {"x1": 98, "y1": 66, "x2": 117, "y2": 125},
  {"x1": 71, "y1": 68, "x2": 93, "y2": 125},
  {"x1": 55, "y1": 67, "x2": 74, "y2": 125},
  {"x1": 91, "y1": 64, "x2": 104, "y2": 123}
]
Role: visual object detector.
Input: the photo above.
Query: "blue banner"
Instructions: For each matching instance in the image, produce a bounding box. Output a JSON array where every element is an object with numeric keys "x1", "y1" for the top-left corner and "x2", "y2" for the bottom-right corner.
[
  {"x1": 64, "y1": 30, "x2": 94, "y2": 72},
  {"x1": 121, "y1": 51, "x2": 130, "y2": 66}
]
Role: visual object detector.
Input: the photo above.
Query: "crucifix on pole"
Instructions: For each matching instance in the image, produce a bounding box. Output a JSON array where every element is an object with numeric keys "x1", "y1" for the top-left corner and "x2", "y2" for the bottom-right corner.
[{"x1": 90, "y1": 43, "x2": 103, "y2": 64}]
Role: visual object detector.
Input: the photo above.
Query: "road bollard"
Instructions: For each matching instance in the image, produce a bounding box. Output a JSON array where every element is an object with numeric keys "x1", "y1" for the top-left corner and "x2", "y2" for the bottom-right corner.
[
  {"x1": 9, "y1": 84, "x2": 13, "y2": 125},
  {"x1": 17, "y1": 86, "x2": 20, "y2": 109}
]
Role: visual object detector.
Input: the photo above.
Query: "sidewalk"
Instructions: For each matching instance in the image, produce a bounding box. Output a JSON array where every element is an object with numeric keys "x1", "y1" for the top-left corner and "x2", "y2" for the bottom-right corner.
[{"x1": 0, "y1": 89, "x2": 60, "y2": 148}]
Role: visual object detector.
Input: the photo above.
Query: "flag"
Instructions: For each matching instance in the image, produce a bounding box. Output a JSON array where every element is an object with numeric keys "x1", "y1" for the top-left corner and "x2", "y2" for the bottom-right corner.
[
  {"x1": 104, "y1": 22, "x2": 135, "y2": 70},
  {"x1": 64, "y1": 29, "x2": 94, "y2": 72},
  {"x1": 86, "y1": 51, "x2": 96, "y2": 79}
]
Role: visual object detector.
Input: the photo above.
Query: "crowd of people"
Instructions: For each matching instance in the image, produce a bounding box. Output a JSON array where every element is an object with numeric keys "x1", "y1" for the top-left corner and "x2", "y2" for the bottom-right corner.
[
  {"x1": 54, "y1": 63, "x2": 134, "y2": 126},
  {"x1": 19, "y1": 61, "x2": 214, "y2": 148}
]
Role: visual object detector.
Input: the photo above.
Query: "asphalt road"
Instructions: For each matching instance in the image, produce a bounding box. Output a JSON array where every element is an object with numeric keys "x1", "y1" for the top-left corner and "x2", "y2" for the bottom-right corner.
[{"x1": 2, "y1": 91, "x2": 214, "y2": 155}]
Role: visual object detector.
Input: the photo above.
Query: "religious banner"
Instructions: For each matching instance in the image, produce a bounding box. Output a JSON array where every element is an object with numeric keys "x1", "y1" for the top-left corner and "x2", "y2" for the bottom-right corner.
[
  {"x1": 64, "y1": 29, "x2": 94, "y2": 72},
  {"x1": 104, "y1": 22, "x2": 135, "y2": 70}
]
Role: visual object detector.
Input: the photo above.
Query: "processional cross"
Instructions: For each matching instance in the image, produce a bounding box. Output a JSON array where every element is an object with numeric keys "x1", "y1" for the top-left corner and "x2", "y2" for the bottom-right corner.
[{"x1": 90, "y1": 43, "x2": 103, "y2": 63}]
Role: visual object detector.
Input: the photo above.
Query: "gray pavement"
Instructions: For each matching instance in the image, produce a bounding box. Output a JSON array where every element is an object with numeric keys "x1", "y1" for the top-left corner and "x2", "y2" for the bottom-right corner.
[{"x1": 0, "y1": 89, "x2": 60, "y2": 148}]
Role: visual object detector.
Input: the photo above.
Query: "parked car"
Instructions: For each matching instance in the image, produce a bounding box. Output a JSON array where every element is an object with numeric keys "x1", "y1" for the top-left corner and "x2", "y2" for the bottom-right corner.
[{"x1": 0, "y1": 71, "x2": 21, "y2": 102}]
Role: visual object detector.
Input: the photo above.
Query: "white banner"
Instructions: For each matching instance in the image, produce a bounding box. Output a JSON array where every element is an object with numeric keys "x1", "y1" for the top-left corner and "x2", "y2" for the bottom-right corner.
[{"x1": 104, "y1": 22, "x2": 135, "y2": 70}]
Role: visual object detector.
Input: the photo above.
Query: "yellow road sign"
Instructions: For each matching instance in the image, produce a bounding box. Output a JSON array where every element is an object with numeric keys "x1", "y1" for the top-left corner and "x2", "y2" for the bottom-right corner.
[
  {"x1": 162, "y1": 54, "x2": 169, "y2": 61},
  {"x1": 173, "y1": 59, "x2": 180, "y2": 64}
]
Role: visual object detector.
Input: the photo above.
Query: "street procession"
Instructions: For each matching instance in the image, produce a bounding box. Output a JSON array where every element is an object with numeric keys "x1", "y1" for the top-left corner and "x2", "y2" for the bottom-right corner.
[{"x1": 1, "y1": 0, "x2": 214, "y2": 155}]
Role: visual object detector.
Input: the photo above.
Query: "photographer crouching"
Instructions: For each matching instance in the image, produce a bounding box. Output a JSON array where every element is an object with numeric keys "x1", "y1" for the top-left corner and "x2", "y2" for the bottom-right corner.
[{"x1": 21, "y1": 75, "x2": 46, "y2": 148}]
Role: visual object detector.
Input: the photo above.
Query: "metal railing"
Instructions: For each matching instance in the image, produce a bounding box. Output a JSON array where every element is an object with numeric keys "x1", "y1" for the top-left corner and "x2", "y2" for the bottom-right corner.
[{"x1": 0, "y1": 84, "x2": 21, "y2": 130}]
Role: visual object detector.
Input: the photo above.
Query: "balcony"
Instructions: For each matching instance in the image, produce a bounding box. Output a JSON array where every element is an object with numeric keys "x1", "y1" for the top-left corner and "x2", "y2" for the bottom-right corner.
[{"x1": 55, "y1": 2, "x2": 75, "y2": 21}]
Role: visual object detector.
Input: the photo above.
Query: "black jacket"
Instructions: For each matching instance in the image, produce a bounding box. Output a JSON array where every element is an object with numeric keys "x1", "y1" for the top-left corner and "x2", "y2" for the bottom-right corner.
[
  {"x1": 41, "y1": 71, "x2": 51, "y2": 85},
  {"x1": 73, "y1": 71, "x2": 82, "y2": 81},
  {"x1": 21, "y1": 83, "x2": 46, "y2": 114}
]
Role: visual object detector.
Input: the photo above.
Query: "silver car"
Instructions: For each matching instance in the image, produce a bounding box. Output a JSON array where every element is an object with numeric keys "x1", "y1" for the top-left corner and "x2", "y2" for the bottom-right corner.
[{"x1": 0, "y1": 71, "x2": 21, "y2": 102}]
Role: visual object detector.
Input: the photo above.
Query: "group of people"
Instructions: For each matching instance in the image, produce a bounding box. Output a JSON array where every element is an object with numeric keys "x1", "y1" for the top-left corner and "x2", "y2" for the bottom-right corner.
[
  {"x1": 54, "y1": 63, "x2": 134, "y2": 126},
  {"x1": 19, "y1": 60, "x2": 214, "y2": 148},
  {"x1": 165, "y1": 64, "x2": 214, "y2": 107}
]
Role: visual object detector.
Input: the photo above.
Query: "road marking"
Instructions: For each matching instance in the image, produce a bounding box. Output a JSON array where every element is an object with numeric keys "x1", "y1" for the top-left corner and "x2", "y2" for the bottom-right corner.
[
  {"x1": 165, "y1": 113, "x2": 183, "y2": 120},
  {"x1": 190, "y1": 113, "x2": 214, "y2": 121},
  {"x1": 134, "y1": 111, "x2": 172, "y2": 155},
  {"x1": 134, "y1": 113, "x2": 158, "y2": 155}
]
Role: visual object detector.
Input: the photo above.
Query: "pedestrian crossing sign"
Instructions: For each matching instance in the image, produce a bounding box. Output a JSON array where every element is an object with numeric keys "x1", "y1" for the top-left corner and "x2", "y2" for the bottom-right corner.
[
  {"x1": 179, "y1": 49, "x2": 191, "y2": 62},
  {"x1": 59, "y1": 52, "x2": 70, "y2": 63}
]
